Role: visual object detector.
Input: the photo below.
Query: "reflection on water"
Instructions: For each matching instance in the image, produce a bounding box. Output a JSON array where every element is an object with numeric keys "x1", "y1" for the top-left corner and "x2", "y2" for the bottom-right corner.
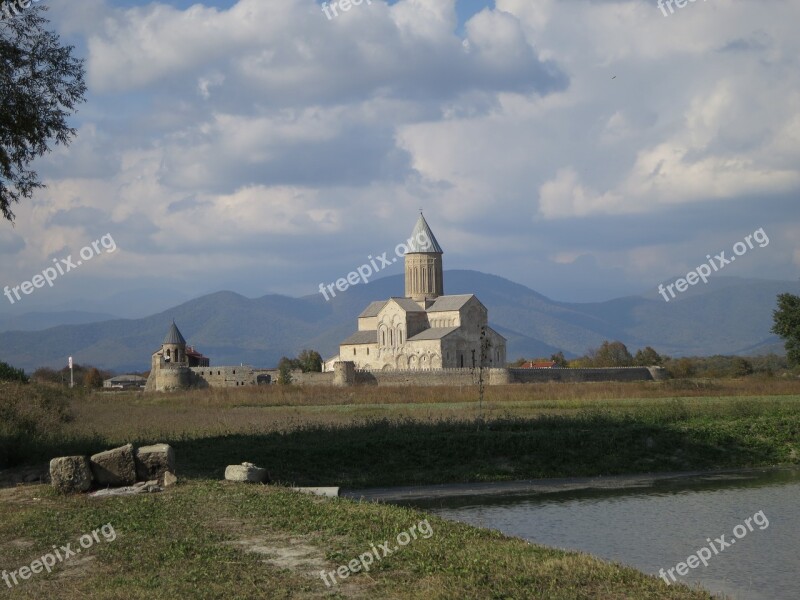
[{"x1": 411, "y1": 469, "x2": 800, "y2": 600}]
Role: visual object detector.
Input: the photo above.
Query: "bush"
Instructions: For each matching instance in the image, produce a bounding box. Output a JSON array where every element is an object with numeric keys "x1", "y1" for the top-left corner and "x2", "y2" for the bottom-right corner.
[
  {"x1": 0, "y1": 383, "x2": 76, "y2": 467},
  {"x1": 0, "y1": 361, "x2": 28, "y2": 383},
  {"x1": 666, "y1": 357, "x2": 696, "y2": 379}
]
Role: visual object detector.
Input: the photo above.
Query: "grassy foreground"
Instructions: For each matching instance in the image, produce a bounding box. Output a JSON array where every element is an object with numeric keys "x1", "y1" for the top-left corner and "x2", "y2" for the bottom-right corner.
[
  {"x1": 0, "y1": 479, "x2": 714, "y2": 599},
  {"x1": 2, "y1": 378, "x2": 799, "y2": 598},
  {"x1": 2, "y1": 379, "x2": 800, "y2": 487}
]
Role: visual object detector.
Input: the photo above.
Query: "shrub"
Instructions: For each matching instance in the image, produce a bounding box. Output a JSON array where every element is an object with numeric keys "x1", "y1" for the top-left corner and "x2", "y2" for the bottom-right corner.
[
  {"x1": 0, "y1": 383, "x2": 75, "y2": 467},
  {"x1": 0, "y1": 361, "x2": 28, "y2": 383}
]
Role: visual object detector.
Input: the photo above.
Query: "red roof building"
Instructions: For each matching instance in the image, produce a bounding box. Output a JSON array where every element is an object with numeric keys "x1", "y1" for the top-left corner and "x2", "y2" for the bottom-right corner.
[{"x1": 519, "y1": 361, "x2": 557, "y2": 369}]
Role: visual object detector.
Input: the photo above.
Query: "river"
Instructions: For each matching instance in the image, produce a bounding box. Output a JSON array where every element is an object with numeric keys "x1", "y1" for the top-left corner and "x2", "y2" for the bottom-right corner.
[{"x1": 407, "y1": 469, "x2": 800, "y2": 599}]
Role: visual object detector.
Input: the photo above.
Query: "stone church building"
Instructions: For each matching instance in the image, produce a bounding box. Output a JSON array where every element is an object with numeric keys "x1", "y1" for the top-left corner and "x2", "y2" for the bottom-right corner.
[
  {"x1": 144, "y1": 322, "x2": 258, "y2": 392},
  {"x1": 328, "y1": 213, "x2": 506, "y2": 371}
]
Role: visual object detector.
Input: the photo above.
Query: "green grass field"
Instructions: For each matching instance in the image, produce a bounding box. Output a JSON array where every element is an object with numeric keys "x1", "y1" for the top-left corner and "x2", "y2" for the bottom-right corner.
[{"x1": 1, "y1": 378, "x2": 798, "y2": 598}]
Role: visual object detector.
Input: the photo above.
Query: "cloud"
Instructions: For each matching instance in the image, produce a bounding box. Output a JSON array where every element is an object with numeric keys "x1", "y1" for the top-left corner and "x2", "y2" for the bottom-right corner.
[{"x1": 4, "y1": 0, "x2": 798, "y2": 311}]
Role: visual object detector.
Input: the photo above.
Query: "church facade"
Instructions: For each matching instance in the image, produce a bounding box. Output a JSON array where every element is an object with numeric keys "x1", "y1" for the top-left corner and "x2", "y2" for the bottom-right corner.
[{"x1": 329, "y1": 213, "x2": 506, "y2": 371}]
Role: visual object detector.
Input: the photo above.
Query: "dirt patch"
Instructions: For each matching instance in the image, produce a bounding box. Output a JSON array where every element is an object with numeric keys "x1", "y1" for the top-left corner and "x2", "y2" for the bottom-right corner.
[
  {"x1": 0, "y1": 484, "x2": 50, "y2": 506},
  {"x1": 216, "y1": 518, "x2": 374, "y2": 598},
  {"x1": 1, "y1": 537, "x2": 35, "y2": 552},
  {"x1": 56, "y1": 554, "x2": 98, "y2": 579},
  {"x1": 224, "y1": 534, "x2": 327, "y2": 573}
]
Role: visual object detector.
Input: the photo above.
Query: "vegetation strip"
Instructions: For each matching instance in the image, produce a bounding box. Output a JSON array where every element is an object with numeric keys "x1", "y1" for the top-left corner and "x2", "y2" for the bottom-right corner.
[{"x1": 0, "y1": 480, "x2": 716, "y2": 599}]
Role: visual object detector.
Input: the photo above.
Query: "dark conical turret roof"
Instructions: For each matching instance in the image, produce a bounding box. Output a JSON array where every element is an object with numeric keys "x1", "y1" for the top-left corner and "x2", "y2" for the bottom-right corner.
[
  {"x1": 163, "y1": 321, "x2": 186, "y2": 345},
  {"x1": 407, "y1": 212, "x2": 443, "y2": 254}
]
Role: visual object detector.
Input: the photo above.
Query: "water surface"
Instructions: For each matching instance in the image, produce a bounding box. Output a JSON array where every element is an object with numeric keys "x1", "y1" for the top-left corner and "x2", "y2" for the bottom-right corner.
[{"x1": 411, "y1": 469, "x2": 800, "y2": 600}]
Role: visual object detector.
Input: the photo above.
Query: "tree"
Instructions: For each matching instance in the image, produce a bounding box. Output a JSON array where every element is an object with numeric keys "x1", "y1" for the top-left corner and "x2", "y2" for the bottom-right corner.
[
  {"x1": 668, "y1": 357, "x2": 696, "y2": 379},
  {"x1": 731, "y1": 357, "x2": 754, "y2": 377},
  {"x1": 587, "y1": 341, "x2": 633, "y2": 367},
  {"x1": 277, "y1": 359, "x2": 293, "y2": 385},
  {"x1": 1, "y1": 7, "x2": 86, "y2": 222},
  {"x1": 772, "y1": 293, "x2": 800, "y2": 366},
  {"x1": 83, "y1": 367, "x2": 104, "y2": 388},
  {"x1": 297, "y1": 349, "x2": 322, "y2": 373},
  {"x1": 634, "y1": 346, "x2": 664, "y2": 366},
  {"x1": 32, "y1": 366, "x2": 60, "y2": 383},
  {"x1": 0, "y1": 360, "x2": 28, "y2": 382},
  {"x1": 550, "y1": 351, "x2": 568, "y2": 367}
]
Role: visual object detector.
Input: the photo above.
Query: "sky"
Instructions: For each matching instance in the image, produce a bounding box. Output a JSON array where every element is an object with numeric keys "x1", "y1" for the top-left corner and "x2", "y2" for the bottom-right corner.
[{"x1": 1, "y1": 0, "x2": 799, "y2": 318}]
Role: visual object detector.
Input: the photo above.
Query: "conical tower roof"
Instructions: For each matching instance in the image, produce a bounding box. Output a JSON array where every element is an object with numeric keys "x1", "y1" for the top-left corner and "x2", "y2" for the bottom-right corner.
[
  {"x1": 163, "y1": 321, "x2": 186, "y2": 345},
  {"x1": 407, "y1": 212, "x2": 443, "y2": 254}
]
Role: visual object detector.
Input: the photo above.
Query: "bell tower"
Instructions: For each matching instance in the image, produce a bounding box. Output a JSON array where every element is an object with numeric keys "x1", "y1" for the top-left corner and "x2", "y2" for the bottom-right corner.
[
  {"x1": 404, "y1": 212, "x2": 444, "y2": 305},
  {"x1": 161, "y1": 321, "x2": 187, "y2": 365}
]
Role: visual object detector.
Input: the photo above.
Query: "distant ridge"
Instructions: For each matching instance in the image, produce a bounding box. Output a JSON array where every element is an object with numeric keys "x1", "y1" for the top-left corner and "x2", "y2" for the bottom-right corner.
[{"x1": 0, "y1": 271, "x2": 795, "y2": 373}]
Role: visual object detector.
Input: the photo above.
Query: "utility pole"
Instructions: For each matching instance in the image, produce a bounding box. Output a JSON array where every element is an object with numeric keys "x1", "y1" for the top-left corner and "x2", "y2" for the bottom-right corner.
[
  {"x1": 477, "y1": 326, "x2": 489, "y2": 427},
  {"x1": 68, "y1": 356, "x2": 74, "y2": 388}
]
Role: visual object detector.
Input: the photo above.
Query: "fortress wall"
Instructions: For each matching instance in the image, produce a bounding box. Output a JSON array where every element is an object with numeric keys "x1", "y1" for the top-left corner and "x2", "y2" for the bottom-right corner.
[
  {"x1": 346, "y1": 366, "x2": 659, "y2": 386},
  {"x1": 508, "y1": 367, "x2": 655, "y2": 383},
  {"x1": 190, "y1": 366, "x2": 255, "y2": 387},
  {"x1": 292, "y1": 371, "x2": 336, "y2": 386},
  {"x1": 355, "y1": 367, "x2": 477, "y2": 386}
]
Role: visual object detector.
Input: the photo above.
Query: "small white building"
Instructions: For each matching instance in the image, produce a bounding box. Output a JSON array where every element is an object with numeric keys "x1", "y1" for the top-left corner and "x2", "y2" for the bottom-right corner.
[{"x1": 103, "y1": 375, "x2": 147, "y2": 389}]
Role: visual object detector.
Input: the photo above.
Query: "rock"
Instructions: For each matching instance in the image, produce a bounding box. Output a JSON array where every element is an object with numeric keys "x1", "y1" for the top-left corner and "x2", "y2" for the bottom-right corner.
[
  {"x1": 50, "y1": 456, "x2": 93, "y2": 494},
  {"x1": 89, "y1": 481, "x2": 162, "y2": 498},
  {"x1": 292, "y1": 487, "x2": 340, "y2": 498},
  {"x1": 135, "y1": 444, "x2": 176, "y2": 482},
  {"x1": 91, "y1": 444, "x2": 136, "y2": 486},
  {"x1": 225, "y1": 462, "x2": 268, "y2": 483},
  {"x1": 162, "y1": 471, "x2": 178, "y2": 488}
]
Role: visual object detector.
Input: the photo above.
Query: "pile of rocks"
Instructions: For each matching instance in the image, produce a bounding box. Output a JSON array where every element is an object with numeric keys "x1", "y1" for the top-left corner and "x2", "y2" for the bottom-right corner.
[{"x1": 49, "y1": 443, "x2": 177, "y2": 495}]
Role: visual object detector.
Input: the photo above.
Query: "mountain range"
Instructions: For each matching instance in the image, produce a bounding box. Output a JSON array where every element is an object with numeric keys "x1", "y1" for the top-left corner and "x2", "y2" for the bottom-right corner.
[{"x1": 0, "y1": 270, "x2": 795, "y2": 373}]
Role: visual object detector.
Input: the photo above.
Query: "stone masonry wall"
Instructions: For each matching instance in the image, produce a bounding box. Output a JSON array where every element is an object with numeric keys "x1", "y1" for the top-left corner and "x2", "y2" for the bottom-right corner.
[
  {"x1": 292, "y1": 371, "x2": 336, "y2": 386},
  {"x1": 345, "y1": 365, "x2": 660, "y2": 386},
  {"x1": 190, "y1": 366, "x2": 255, "y2": 387},
  {"x1": 355, "y1": 368, "x2": 478, "y2": 386}
]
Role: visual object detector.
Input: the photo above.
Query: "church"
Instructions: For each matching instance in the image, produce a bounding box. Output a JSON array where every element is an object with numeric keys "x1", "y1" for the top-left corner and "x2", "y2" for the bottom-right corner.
[{"x1": 328, "y1": 213, "x2": 506, "y2": 371}]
